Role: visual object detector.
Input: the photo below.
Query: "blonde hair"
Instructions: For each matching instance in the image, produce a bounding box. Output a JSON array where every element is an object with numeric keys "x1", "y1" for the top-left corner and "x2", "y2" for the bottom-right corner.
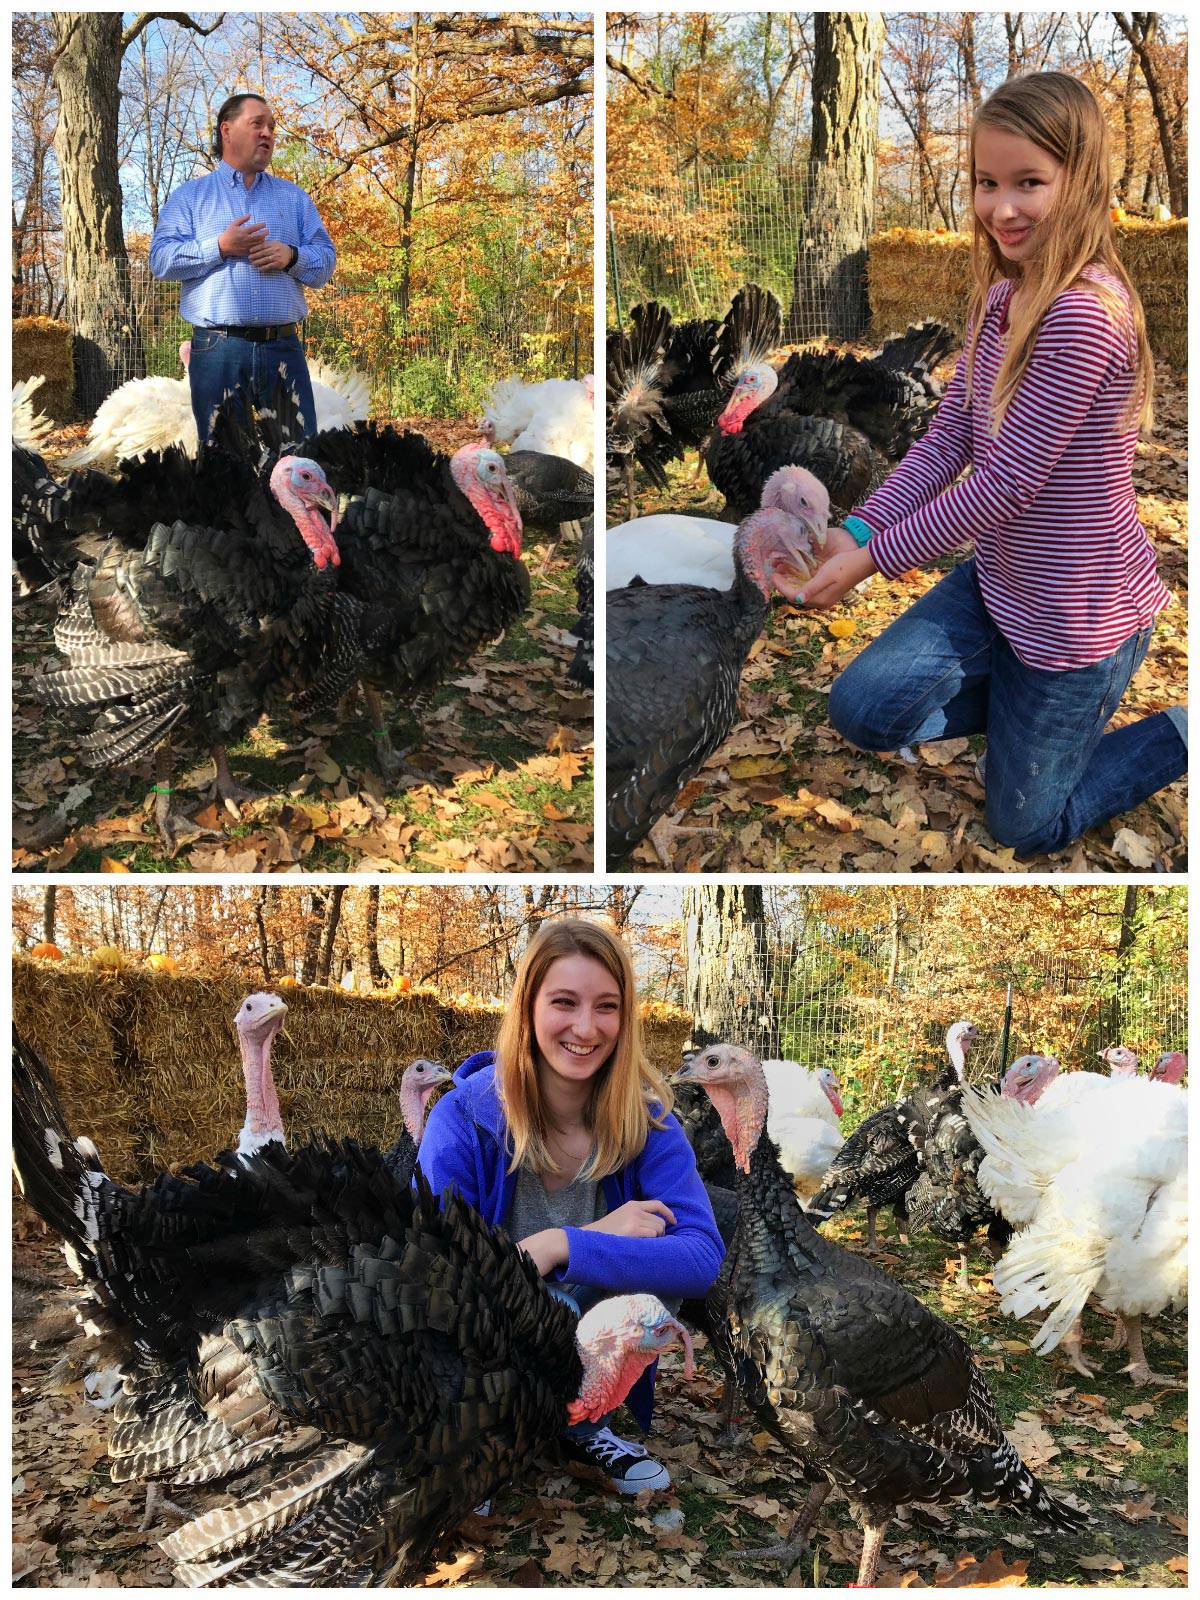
[
  {"x1": 494, "y1": 918, "x2": 673, "y2": 1180},
  {"x1": 964, "y1": 71, "x2": 1153, "y2": 434}
]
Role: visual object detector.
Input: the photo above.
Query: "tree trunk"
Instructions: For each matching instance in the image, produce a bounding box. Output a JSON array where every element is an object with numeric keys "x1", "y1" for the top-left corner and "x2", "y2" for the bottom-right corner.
[
  {"x1": 1104, "y1": 885, "x2": 1140, "y2": 1045},
  {"x1": 301, "y1": 890, "x2": 326, "y2": 984},
  {"x1": 1114, "y1": 13, "x2": 1187, "y2": 217},
  {"x1": 683, "y1": 885, "x2": 780, "y2": 1058},
  {"x1": 42, "y1": 885, "x2": 58, "y2": 945},
  {"x1": 788, "y1": 12, "x2": 883, "y2": 341},
  {"x1": 316, "y1": 885, "x2": 346, "y2": 985},
  {"x1": 366, "y1": 886, "x2": 389, "y2": 986},
  {"x1": 51, "y1": 13, "x2": 146, "y2": 411}
]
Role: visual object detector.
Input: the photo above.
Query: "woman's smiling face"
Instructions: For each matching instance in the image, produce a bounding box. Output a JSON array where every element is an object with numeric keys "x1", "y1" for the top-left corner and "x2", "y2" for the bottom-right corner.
[
  {"x1": 532, "y1": 953, "x2": 622, "y2": 1087},
  {"x1": 973, "y1": 124, "x2": 1064, "y2": 265}
]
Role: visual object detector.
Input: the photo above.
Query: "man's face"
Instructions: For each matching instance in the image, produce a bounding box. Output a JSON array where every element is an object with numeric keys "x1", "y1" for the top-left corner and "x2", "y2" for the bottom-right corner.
[{"x1": 222, "y1": 98, "x2": 276, "y2": 174}]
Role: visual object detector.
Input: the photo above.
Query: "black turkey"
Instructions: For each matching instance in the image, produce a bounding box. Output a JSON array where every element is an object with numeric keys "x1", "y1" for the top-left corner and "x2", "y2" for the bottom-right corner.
[
  {"x1": 674, "y1": 1042, "x2": 1086, "y2": 1585},
  {"x1": 502, "y1": 450, "x2": 594, "y2": 530},
  {"x1": 807, "y1": 1020, "x2": 977, "y2": 1251},
  {"x1": 606, "y1": 469, "x2": 827, "y2": 868},
  {"x1": 11, "y1": 1030, "x2": 694, "y2": 1588},
  {"x1": 605, "y1": 287, "x2": 782, "y2": 516},
  {"x1": 705, "y1": 320, "x2": 955, "y2": 521},
  {"x1": 24, "y1": 404, "x2": 359, "y2": 852},
  {"x1": 296, "y1": 422, "x2": 530, "y2": 777}
]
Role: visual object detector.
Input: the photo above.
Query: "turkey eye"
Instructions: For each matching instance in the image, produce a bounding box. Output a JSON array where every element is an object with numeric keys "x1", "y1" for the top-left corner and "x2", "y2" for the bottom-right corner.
[{"x1": 706, "y1": 1054, "x2": 718, "y2": 1066}]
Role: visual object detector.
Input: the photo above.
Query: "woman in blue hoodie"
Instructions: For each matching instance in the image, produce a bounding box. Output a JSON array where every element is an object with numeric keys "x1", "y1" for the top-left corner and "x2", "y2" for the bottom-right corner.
[{"x1": 417, "y1": 917, "x2": 724, "y2": 1494}]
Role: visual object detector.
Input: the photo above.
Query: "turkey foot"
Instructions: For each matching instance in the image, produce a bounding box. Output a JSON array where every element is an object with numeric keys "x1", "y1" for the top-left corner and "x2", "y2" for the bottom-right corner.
[
  {"x1": 1102, "y1": 1313, "x2": 1127, "y2": 1353},
  {"x1": 207, "y1": 745, "x2": 263, "y2": 814},
  {"x1": 362, "y1": 685, "x2": 416, "y2": 781},
  {"x1": 1122, "y1": 1314, "x2": 1184, "y2": 1388},
  {"x1": 714, "y1": 1371, "x2": 741, "y2": 1447},
  {"x1": 1060, "y1": 1317, "x2": 1095, "y2": 1378},
  {"x1": 740, "y1": 1482, "x2": 831, "y2": 1569},
  {"x1": 153, "y1": 754, "x2": 221, "y2": 858},
  {"x1": 954, "y1": 1250, "x2": 975, "y2": 1292},
  {"x1": 863, "y1": 1208, "x2": 880, "y2": 1254},
  {"x1": 645, "y1": 812, "x2": 722, "y2": 870},
  {"x1": 138, "y1": 1480, "x2": 190, "y2": 1531}
]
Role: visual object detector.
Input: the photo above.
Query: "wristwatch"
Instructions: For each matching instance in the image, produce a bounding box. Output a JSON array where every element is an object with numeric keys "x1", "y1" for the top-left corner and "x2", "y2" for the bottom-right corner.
[{"x1": 287, "y1": 245, "x2": 299, "y2": 271}]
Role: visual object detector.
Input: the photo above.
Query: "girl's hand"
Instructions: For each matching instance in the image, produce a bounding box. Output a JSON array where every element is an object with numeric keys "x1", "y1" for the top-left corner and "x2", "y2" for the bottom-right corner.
[
  {"x1": 799, "y1": 544, "x2": 878, "y2": 608},
  {"x1": 518, "y1": 1228, "x2": 569, "y2": 1275},
  {"x1": 583, "y1": 1199, "x2": 677, "y2": 1239}
]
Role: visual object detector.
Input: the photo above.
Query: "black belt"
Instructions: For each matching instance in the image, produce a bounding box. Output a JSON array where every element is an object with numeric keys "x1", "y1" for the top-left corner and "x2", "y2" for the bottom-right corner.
[{"x1": 202, "y1": 322, "x2": 299, "y2": 341}]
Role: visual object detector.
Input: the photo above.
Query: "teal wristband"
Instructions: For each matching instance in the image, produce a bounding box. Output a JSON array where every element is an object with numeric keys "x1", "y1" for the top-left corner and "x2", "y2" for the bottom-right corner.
[{"x1": 843, "y1": 515, "x2": 874, "y2": 548}]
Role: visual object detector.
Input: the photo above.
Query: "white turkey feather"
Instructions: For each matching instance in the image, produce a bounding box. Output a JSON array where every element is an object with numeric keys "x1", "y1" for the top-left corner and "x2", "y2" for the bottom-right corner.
[
  {"x1": 484, "y1": 376, "x2": 594, "y2": 472},
  {"x1": 760, "y1": 1060, "x2": 844, "y2": 1200},
  {"x1": 12, "y1": 375, "x2": 54, "y2": 450},
  {"x1": 607, "y1": 515, "x2": 736, "y2": 590}
]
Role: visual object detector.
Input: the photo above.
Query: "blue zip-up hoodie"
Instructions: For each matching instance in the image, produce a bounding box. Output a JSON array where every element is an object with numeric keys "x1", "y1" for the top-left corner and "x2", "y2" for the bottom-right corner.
[{"x1": 416, "y1": 1051, "x2": 725, "y2": 1429}]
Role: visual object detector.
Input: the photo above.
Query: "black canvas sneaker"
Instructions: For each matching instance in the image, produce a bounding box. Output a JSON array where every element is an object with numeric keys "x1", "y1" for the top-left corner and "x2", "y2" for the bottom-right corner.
[{"x1": 560, "y1": 1426, "x2": 670, "y2": 1493}]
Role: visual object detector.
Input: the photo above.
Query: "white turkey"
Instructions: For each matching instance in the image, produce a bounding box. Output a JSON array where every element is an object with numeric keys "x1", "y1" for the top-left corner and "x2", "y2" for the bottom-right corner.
[
  {"x1": 964, "y1": 1054, "x2": 1188, "y2": 1386},
  {"x1": 61, "y1": 345, "x2": 370, "y2": 470},
  {"x1": 12, "y1": 374, "x2": 54, "y2": 450},
  {"x1": 483, "y1": 374, "x2": 594, "y2": 473},
  {"x1": 760, "y1": 1060, "x2": 844, "y2": 1201},
  {"x1": 12, "y1": 1029, "x2": 695, "y2": 1586}
]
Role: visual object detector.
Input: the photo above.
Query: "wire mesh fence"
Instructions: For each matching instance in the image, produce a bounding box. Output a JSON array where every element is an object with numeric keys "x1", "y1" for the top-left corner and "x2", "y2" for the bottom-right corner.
[
  {"x1": 26, "y1": 253, "x2": 588, "y2": 422},
  {"x1": 677, "y1": 911, "x2": 1186, "y2": 1120},
  {"x1": 607, "y1": 161, "x2": 859, "y2": 341}
]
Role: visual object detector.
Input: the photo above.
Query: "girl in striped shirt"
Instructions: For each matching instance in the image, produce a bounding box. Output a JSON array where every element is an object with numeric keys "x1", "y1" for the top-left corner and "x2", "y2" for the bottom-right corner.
[{"x1": 801, "y1": 71, "x2": 1185, "y2": 859}]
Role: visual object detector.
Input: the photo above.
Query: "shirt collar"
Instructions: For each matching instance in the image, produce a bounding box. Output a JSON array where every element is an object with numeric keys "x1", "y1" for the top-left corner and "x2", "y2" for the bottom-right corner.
[{"x1": 219, "y1": 159, "x2": 268, "y2": 192}]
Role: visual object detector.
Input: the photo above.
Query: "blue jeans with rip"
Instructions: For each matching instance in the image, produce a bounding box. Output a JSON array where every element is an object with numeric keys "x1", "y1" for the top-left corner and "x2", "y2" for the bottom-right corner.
[
  {"x1": 188, "y1": 327, "x2": 316, "y2": 444},
  {"x1": 827, "y1": 557, "x2": 1186, "y2": 858}
]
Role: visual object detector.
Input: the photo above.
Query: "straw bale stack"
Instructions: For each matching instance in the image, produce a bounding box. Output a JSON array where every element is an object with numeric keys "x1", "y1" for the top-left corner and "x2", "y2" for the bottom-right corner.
[
  {"x1": 13, "y1": 316, "x2": 76, "y2": 422},
  {"x1": 12, "y1": 959, "x2": 697, "y2": 1181},
  {"x1": 867, "y1": 221, "x2": 1187, "y2": 370}
]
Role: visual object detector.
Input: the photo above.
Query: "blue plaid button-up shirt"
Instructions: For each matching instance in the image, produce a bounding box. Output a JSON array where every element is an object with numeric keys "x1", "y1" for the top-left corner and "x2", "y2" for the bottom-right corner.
[{"x1": 149, "y1": 161, "x2": 336, "y2": 327}]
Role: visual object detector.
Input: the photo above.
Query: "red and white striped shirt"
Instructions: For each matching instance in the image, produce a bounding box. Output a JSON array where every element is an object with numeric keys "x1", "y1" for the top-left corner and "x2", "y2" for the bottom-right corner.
[{"x1": 860, "y1": 267, "x2": 1170, "y2": 670}]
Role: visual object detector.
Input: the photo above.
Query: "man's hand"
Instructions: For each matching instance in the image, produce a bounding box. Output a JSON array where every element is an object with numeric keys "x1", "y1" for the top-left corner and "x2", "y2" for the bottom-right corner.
[
  {"x1": 582, "y1": 1199, "x2": 677, "y2": 1239},
  {"x1": 247, "y1": 237, "x2": 294, "y2": 272},
  {"x1": 800, "y1": 537, "x2": 878, "y2": 608},
  {"x1": 218, "y1": 214, "x2": 269, "y2": 259}
]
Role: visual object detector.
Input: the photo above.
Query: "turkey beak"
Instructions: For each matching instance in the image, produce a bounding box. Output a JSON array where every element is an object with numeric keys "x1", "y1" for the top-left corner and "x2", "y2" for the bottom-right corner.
[{"x1": 312, "y1": 480, "x2": 339, "y2": 533}]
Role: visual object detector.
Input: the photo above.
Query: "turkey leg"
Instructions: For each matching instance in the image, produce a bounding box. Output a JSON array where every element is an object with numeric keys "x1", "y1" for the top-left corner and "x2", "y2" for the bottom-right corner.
[
  {"x1": 362, "y1": 683, "x2": 415, "y2": 782},
  {"x1": 1122, "y1": 1313, "x2": 1184, "y2": 1388},
  {"x1": 152, "y1": 749, "x2": 220, "y2": 857},
  {"x1": 1059, "y1": 1317, "x2": 1095, "y2": 1378},
  {"x1": 864, "y1": 1208, "x2": 879, "y2": 1253},
  {"x1": 208, "y1": 745, "x2": 263, "y2": 812},
  {"x1": 1102, "y1": 1313, "x2": 1127, "y2": 1353},
  {"x1": 853, "y1": 1520, "x2": 889, "y2": 1587},
  {"x1": 741, "y1": 1480, "x2": 831, "y2": 1567},
  {"x1": 715, "y1": 1369, "x2": 740, "y2": 1447},
  {"x1": 138, "y1": 1480, "x2": 190, "y2": 1532},
  {"x1": 955, "y1": 1249, "x2": 973, "y2": 1291}
]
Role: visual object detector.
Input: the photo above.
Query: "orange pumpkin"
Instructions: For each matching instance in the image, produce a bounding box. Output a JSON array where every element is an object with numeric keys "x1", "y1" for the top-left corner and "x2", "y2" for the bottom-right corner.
[
  {"x1": 394, "y1": 975, "x2": 412, "y2": 994},
  {"x1": 31, "y1": 941, "x2": 64, "y2": 961}
]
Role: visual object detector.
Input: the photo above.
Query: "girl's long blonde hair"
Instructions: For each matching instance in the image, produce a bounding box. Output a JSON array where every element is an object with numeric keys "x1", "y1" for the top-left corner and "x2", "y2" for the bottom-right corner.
[
  {"x1": 494, "y1": 917, "x2": 673, "y2": 1180},
  {"x1": 964, "y1": 70, "x2": 1153, "y2": 434}
]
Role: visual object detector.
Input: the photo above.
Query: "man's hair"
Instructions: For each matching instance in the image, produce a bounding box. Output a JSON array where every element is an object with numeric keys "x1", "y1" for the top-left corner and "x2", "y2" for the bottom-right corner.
[{"x1": 212, "y1": 93, "x2": 270, "y2": 158}]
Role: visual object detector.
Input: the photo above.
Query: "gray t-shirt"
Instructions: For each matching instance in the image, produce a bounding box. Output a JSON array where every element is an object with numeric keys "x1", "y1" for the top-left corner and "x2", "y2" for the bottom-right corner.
[{"x1": 507, "y1": 1160, "x2": 608, "y2": 1302}]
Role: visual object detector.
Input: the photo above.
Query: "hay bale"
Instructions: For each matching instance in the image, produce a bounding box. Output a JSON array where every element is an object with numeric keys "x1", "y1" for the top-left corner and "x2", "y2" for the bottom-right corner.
[
  {"x1": 643, "y1": 1015, "x2": 694, "y2": 1081},
  {"x1": 867, "y1": 221, "x2": 1187, "y2": 370},
  {"x1": 13, "y1": 316, "x2": 76, "y2": 421}
]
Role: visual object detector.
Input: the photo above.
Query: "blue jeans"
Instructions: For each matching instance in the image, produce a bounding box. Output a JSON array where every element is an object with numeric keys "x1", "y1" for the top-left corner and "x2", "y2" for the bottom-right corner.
[
  {"x1": 827, "y1": 558, "x2": 1186, "y2": 857},
  {"x1": 188, "y1": 328, "x2": 316, "y2": 444}
]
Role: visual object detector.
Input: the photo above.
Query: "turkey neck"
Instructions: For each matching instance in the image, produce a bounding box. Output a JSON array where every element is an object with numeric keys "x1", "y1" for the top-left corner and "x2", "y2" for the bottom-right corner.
[{"x1": 734, "y1": 1133, "x2": 834, "y2": 1279}]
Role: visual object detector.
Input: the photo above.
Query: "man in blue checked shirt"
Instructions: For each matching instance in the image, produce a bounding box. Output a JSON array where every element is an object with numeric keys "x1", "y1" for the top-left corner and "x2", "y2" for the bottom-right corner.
[{"x1": 150, "y1": 92, "x2": 336, "y2": 442}]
